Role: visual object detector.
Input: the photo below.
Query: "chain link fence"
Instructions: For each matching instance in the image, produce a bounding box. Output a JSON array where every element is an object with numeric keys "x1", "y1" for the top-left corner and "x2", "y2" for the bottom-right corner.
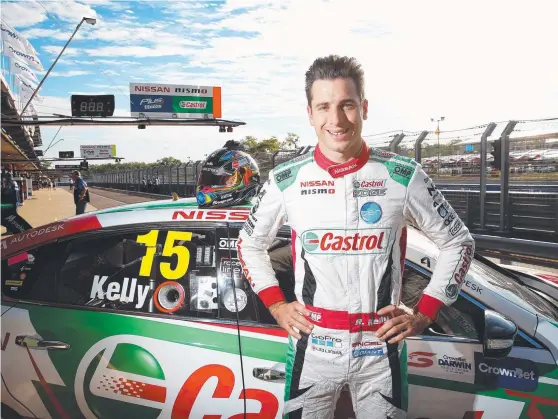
[{"x1": 88, "y1": 119, "x2": 557, "y2": 241}]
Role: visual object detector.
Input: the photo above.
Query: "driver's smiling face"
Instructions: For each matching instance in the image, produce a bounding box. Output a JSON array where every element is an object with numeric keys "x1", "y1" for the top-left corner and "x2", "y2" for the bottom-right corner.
[{"x1": 307, "y1": 77, "x2": 368, "y2": 159}]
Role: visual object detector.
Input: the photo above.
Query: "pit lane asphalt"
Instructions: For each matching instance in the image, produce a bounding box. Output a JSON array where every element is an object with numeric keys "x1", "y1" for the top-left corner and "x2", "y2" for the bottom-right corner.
[{"x1": 88, "y1": 187, "x2": 159, "y2": 210}]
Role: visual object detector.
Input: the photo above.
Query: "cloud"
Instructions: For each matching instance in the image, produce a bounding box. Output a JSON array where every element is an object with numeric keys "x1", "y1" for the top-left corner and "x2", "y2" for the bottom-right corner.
[
  {"x1": 42, "y1": 46, "x2": 81, "y2": 56},
  {"x1": 50, "y1": 70, "x2": 91, "y2": 77},
  {"x1": 1, "y1": 2, "x2": 47, "y2": 27},
  {"x1": 3, "y1": 0, "x2": 99, "y2": 28},
  {"x1": 11, "y1": 0, "x2": 558, "y2": 165}
]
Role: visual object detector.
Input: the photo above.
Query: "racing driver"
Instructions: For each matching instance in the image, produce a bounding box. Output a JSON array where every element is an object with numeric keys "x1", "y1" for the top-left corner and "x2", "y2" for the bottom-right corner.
[{"x1": 237, "y1": 55, "x2": 475, "y2": 419}]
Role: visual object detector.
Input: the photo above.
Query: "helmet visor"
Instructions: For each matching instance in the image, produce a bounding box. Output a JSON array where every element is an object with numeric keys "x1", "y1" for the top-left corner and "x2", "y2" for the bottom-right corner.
[{"x1": 197, "y1": 167, "x2": 241, "y2": 192}]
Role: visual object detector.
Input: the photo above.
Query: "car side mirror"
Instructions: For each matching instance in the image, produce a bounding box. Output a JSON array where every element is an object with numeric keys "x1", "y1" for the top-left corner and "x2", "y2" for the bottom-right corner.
[{"x1": 483, "y1": 309, "x2": 517, "y2": 359}]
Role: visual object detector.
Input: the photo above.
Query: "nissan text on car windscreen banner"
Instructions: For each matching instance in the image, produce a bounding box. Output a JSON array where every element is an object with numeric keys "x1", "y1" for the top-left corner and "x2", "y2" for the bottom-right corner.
[{"x1": 129, "y1": 83, "x2": 222, "y2": 119}]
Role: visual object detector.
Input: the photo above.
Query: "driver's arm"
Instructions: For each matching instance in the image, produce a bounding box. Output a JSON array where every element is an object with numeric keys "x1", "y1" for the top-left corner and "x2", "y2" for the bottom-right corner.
[
  {"x1": 237, "y1": 174, "x2": 288, "y2": 308},
  {"x1": 403, "y1": 164, "x2": 475, "y2": 321}
]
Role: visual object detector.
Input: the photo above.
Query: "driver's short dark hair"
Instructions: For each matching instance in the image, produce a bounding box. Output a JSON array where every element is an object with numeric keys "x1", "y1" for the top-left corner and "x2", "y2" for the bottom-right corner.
[{"x1": 305, "y1": 55, "x2": 365, "y2": 106}]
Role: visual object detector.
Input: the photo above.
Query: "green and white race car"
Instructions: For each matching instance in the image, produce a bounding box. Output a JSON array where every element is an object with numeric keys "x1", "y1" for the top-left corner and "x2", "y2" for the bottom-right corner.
[{"x1": 2, "y1": 198, "x2": 558, "y2": 419}]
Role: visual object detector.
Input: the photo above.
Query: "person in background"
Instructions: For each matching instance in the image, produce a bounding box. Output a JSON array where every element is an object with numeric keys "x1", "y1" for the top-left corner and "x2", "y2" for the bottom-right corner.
[
  {"x1": 71, "y1": 171, "x2": 90, "y2": 215},
  {"x1": 141, "y1": 177, "x2": 147, "y2": 192},
  {"x1": 1, "y1": 172, "x2": 32, "y2": 234},
  {"x1": 154, "y1": 175, "x2": 160, "y2": 194}
]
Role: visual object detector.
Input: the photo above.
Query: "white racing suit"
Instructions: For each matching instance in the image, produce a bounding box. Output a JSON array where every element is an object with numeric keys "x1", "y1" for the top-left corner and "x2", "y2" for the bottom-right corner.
[{"x1": 237, "y1": 143, "x2": 475, "y2": 419}]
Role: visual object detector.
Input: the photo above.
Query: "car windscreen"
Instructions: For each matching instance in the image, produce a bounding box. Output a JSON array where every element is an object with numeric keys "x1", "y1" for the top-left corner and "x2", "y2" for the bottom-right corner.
[{"x1": 470, "y1": 260, "x2": 558, "y2": 322}]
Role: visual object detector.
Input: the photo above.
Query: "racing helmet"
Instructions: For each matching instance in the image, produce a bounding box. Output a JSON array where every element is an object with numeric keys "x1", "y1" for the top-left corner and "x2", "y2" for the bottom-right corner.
[{"x1": 196, "y1": 140, "x2": 261, "y2": 208}]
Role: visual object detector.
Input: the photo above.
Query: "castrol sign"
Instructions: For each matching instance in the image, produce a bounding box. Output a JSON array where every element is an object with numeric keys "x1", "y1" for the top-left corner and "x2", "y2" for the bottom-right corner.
[{"x1": 301, "y1": 229, "x2": 390, "y2": 255}]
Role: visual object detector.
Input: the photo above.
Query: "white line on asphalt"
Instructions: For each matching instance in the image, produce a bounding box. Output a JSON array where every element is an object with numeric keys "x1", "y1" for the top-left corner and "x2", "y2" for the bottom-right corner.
[{"x1": 89, "y1": 191, "x2": 127, "y2": 205}]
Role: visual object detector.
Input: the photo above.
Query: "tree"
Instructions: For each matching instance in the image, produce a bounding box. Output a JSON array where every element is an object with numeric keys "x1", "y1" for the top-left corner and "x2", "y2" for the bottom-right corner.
[
  {"x1": 155, "y1": 157, "x2": 183, "y2": 166},
  {"x1": 240, "y1": 133, "x2": 301, "y2": 155},
  {"x1": 281, "y1": 132, "x2": 300, "y2": 150}
]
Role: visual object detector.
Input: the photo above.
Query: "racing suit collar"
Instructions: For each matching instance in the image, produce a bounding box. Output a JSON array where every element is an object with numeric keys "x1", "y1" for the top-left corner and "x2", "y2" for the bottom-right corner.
[{"x1": 314, "y1": 141, "x2": 369, "y2": 178}]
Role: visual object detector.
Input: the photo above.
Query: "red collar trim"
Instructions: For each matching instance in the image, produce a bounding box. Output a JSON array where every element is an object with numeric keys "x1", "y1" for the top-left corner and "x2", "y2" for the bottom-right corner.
[{"x1": 314, "y1": 142, "x2": 369, "y2": 178}]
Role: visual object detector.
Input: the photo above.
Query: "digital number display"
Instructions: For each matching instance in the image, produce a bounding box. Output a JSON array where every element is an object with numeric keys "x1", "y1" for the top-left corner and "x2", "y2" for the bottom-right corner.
[{"x1": 71, "y1": 95, "x2": 115, "y2": 117}]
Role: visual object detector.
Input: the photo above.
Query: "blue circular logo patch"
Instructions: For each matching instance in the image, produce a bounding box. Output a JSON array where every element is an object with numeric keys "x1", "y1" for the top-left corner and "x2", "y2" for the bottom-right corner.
[
  {"x1": 360, "y1": 202, "x2": 382, "y2": 224},
  {"x1": 197, "y1": 191, "x2": 208, "y2": 205}
]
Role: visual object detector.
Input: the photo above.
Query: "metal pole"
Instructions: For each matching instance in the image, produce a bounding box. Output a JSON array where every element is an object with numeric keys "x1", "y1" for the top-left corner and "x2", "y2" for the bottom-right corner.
[
  {"x1": 479, "y1": 123, "x2": 497, "y2": 229},
  {"x1": 414, "y1": 131, "x2": 429, "y2": 163},
  {"x1": 21, "y1": 18, "x2": 88, "y2": 116},
  {"x1": 437, "y1": 121, "x2": 441, "y2": 176},
  {"x1": 389, "y1": 133, "x2": 405, "y2": 154},
  {"x1": 498, "y1": 121, "x2": 518, "y2": 232}
]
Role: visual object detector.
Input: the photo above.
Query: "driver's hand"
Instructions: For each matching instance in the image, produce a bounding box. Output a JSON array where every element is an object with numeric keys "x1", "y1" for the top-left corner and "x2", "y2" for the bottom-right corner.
[
  {"x1": 269, "y1": 301, "x2": 314, "y2": 340},
  {"x1": 375, "y1": 305, "x2": 432, "y2": 344}
]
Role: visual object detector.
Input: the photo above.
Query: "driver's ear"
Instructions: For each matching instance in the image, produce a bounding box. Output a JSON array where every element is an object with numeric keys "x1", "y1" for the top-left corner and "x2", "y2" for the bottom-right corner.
[{"x1": 362, "y1": 99, "x2": 368, "y2": 120}]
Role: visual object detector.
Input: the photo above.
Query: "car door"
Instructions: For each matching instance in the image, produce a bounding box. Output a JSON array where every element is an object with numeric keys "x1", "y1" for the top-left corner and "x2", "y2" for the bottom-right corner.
[
  {"x1": 1, "y1": 223, "x2": 269, "y2": 419},
  {"x1": 402, "y1": 261, "x2": 558, "y2": 419}
]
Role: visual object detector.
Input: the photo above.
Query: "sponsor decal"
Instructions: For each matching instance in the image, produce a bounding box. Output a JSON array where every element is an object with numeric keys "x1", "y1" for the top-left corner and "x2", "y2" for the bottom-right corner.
[
  {"x1": 139, "y1": 97, "x2": 164, "y2": 110},
  {"x1": 5, "y1": 44, "x2": 41, "y2": 67},
  {"x1": 408, "y1": 351, "x2": 436, "y2": 368},
  {"x1": 454, "y1": 245, "x2": 473, "y2": 285},
  {"x1": 330, "y1": 162, "x2": 358, "y2": 176},
  {"x1": 474, "y1": 352, "x2": 538, "y2": 392},
  {"x1": 351, "y1": 315, "x2": 388, "y2": 332},
  {"x1": 275, "y1": 169, "x2": 291, "y2": 183},
  {"x1": 311, "y1": 335, "x2": 342, "y2": 355},
  {"x1": 445, "y1": 284, "x2": 459, "y2": 299},
  {"x1": 218, "y1": 238, "x2": 238, "y2": 250},
  {"x1": 445, "y1": 307, "x2": 476, "y2": 335},
  {"x1": 425, "y1": 180, "x2": 458, "y2": 228},
  {"x1": 353, "y1": 179, "x2": 387, "y2": 197},
  {"x1": 178, "y1": 100, "x2": 207, "y2": 109},
  {"x1": 450, "y1": 219, "x2": 464, "y2": 236},
  {"x1": 394, "y1": 164, "x2": 412, "y2": 179},
  {"x1": 90, "y1": 275, "x2": 150, "y2": 309},
  {"x1": 300, "y1": 180, "x2": 335, "y2": 195},
  {"x1": 171, "y1": 209, "x2": 249, "y2": 222},
  {"x1": 174, "y1": 87, "x2": 208, "y2": 94},
  {"x1": 438, "y1": 354, "x2": 472, "y2": 374},
  {"x1": 360, "y1": 202, "x2": 382, "y2": 224},
  {"x1": 248, "y1": 188, "x2": 267, "y2": 223},
  {"x1": 372, "y1": 149, "x2": 394, "y2": 159},
  {"x1": 352, "y1": 347, "x2": 385, "y2": 358},
  {"x1": 5, "y1": 280, "x2": 24, "y2": 287},
  {"x1": 75, "y1": 336, "x2": 279, "y2": 418},
  {"x1": 301, "y1": 229, "x2": 389, "y2": 255},
  {"x1": 134, "y1": 85, "x2": 171, "y2": 93},
  {"x1": 245, "y1": 217, "x2": 255, "y2": 231},
  {"x1": 300, "y1": 188, "x2": 334, "y2": 195},
  {"x1": 242, "y1": 219, "x2": 254, "y2": 236},
  {"x1": 220, "y1": 258, "x2": 242, "y2": 279},
  {"x1": 420, "y1": 256, "x2": 431, "y2": 268},
  {"x1": 309, "y1": 311, "x2": 322, "y2": 322},
  {"x1": 352, "y1": 341, "x2": 384, "y2": 358},
  {"x1": 288, "y1": 153, "x2": 311, "y2": 164},
  {"x1": 7, "y1": 252, "x2": 30, "y2": 266},
  {"x1": 300, "y1": 180, "x2": 334, "y2": 187},
  {"x1": 222, "y1": 288, "x2": 248, "y2": 312},
  {"x1": 3, "y1": 214, "x2": 27, "y2": 232},
  {"x1": 464, "y1": 279, "x2": 482, "y2": 294}
]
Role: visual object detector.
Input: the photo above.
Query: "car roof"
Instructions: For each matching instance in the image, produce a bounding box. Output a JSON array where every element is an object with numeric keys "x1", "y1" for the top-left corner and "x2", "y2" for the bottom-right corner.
[{"x1": 1, "y1": 198, "x2": 251, "y2": 258}]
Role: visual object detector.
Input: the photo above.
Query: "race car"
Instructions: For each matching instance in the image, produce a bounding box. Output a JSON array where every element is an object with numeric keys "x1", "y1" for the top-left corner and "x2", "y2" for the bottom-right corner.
[
  {"x1": 497, "y1": 264, "x2": 558, "y2": 306},
  {"x1": 1, "y1": 197, "x2": 557, "y2": 419}
]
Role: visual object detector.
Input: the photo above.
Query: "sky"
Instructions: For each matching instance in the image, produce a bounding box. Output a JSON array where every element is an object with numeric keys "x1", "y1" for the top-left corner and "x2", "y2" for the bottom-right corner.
[{"x1": 2, "y1": 0, "x2": 558, "y2": 163}]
